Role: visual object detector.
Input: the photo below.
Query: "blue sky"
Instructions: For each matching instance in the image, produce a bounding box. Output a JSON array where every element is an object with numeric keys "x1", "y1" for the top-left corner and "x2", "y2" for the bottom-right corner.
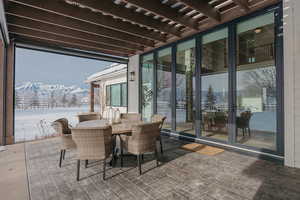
[{"x1": 15, "y1": 48, "x2": 113, "y2": 88}]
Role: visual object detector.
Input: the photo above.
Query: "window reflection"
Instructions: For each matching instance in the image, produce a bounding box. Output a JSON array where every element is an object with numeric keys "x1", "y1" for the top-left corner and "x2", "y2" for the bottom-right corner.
[
  {"x1": 176, "y1": 40, "x2": 196, "y2": 134},
  {"x1": 236, "y1": 12, "x2": 277, "y2": 150},
  {"x1": 141, "y1": 54, "x2": 154, "y2": 121},
  {"x1": 201, "y1": 28, "x2": 229, "y2": 141},
  {"x1": 157, "y1": 48, "x2": 172, "y2": 130}
]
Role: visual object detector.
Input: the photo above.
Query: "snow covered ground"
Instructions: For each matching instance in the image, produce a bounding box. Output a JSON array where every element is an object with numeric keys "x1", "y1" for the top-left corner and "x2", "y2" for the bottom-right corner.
[
  {"x1": 15, "y1": 106, "x2": 276, "y2": 143},
  {"x1": 14, "y1": 106, "x2": 95, "y2": 142}
]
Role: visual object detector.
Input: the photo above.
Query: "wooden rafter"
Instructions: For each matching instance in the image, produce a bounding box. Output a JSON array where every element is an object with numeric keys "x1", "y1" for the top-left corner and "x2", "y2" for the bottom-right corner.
[
  {"x1": 12, "y1": 34, "x2": 130, "y2": 57},
  {"x1": 6, "y1": 2, "x2": 155, "y2": 47},
  {"x1": 8, "y1": 0, "x2": 165, "y2": 42},
  {"x1": 143, "y1": 0, "x2": 279, "y2": 52},
  {"x1": 121, "y1": 0, "x2": 199, "y2": 30},
  {"x1": 232, "y1": 0, "x2": 250, "y2": 12},
  {"x1": 176, "y1": 0, "x2": 221, "y2": 22},
  {"x1": 0, "y1": 1, "x2": 9, "y2": 44},
  {"x1": 6, "y1": 15, "x2": 144, "y2": 51},
  {"x1": 8, "y1": 25, "x2": 135, "y2": 55},
  {"x1": 65, "y1": 0, "x2": 182, "y2": 37}
]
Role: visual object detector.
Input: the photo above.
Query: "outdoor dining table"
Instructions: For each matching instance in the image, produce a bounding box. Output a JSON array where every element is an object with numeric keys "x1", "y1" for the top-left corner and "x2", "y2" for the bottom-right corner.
[
  {"x1": 76, "y1": 119, "x2": 142, "y2": 166},
  {"x1": 76, "y1": 119, "x2": 133, "y2": 135}
]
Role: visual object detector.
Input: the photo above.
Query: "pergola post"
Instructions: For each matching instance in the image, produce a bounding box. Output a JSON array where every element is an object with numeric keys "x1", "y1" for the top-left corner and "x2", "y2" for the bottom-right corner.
[
  {"x1": 89, "y1": 83, "x2": 95, "y2": 112},
  {"x1": 4, "y1": 41, "x2": 15, "y2": 144}
]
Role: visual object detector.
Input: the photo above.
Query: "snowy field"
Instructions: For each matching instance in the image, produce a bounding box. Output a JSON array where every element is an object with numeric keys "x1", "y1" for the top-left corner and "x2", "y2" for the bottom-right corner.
[
  {"x1": 14, "y1": 106, "x2": 95, "y2": 142},
  {"x1": 15, "y1": 106, "x2": 276, "y2": 143}
]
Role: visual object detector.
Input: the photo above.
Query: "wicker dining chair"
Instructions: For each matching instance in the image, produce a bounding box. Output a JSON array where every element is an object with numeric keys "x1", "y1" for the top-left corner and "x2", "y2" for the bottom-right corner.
[
  {"x1": 77, "y1": 112, "x2": 102, "y2": 122},
  {"x1": 120, "y1": 122, "x2": 161, "y2": 175},
  {"x1": 51, "y1": 118, "x2": 76, "y2": 168},
  {"x1": 71, "y1": 126, "x2": 113, "y2": 181},
  {"x1": 120, "y1": 113, "x2": 142, "y2": 123},
  {"x1": 151, "y1": 114, "x2": 166, "y2": 154}
]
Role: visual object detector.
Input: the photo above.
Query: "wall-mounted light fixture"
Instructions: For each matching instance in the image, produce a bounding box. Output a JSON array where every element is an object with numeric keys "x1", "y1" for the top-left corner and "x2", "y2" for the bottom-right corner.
[
  {"x1": 130, "y1": 71, "x2": 135, "y2": 81},
  {"x1": 254, "y1": 28, "x2": 262, "y2": 34}
]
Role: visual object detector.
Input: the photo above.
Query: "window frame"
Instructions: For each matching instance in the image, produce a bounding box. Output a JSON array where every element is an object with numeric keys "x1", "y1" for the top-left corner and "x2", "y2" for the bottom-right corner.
[
  {"x1": 106, "y1": 82, "x2": 127, "y2": 107},
  {"x1": 139, "y1": 4, "x2": 284, "y2": 158}
]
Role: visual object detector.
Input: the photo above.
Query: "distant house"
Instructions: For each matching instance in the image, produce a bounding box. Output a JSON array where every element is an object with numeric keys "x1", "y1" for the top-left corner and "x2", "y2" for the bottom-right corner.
[{"x1": 86, "y1": 63, "x2": 127, "y2": 119}]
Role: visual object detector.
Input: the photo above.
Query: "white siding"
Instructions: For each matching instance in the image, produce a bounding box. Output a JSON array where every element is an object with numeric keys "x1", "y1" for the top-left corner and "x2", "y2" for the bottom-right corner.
[
  {"x1": 283, "y1": 0, "x2": 300, "y2": 168},
  {"x1": 127, "y1": 55, "x2": 140, "y2": 113}
]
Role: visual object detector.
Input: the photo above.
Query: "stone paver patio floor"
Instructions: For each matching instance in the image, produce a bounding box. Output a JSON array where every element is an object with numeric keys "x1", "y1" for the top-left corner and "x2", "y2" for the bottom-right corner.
[{"x1": 25, "y1": 136, "x2": 300, "y2": 200}]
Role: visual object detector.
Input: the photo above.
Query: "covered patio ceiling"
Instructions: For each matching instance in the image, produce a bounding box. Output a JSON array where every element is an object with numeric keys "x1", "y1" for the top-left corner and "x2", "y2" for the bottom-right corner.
[{"x1": 4, "y1": 0, "x2": 279, "y2": 58}]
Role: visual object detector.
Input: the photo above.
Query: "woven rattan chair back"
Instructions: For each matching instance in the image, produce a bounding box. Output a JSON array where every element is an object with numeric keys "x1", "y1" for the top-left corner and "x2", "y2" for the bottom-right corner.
[
  {"x1": 120, "y1": 113, "x2": 142, "y2": 123},
  {"x1": 151, "y1": 114, "x2": 166, "y2": 129},
  {"x1": 127, "y1": 122, "x2": 161, "y2": 155},
  {"x1": 52, "y1": 118, "x2": 75, "y2": 150},
  {"x1": 77, "y1": 113, "x2": 102, "y2": 122},
  {"x1": 72, "y1": 126, "x2": 112, "y2": 160}
]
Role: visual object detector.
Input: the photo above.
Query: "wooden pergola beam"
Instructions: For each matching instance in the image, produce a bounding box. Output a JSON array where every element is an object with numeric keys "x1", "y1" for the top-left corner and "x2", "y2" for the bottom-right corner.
[
  {"x1": 232, "y1": 0, "x2": 250, "y2": 12},
  {"x1": 65, "y1": 0, "x2": 182, "y2": 37},
  {"x1": 176, "y1": 0, "x2": 221, "y2": 22},
  {"x1": 8, "y1": 0, "x2": 166, "y2": 43},
  {"x1": 0, "y1": 1, "x2": 9, "y2": 44},
  {"x1": 7, "y1": 15, "x2": 143, "y2": 51},
  {"x1": 8, "y1": 25, "x2": 134, "y2": 56},
  {"x1": 121, "y1": 0, "x2": 199, "y2": 30},
  {"x1": 6, "y1": 2, "x2": 155, "y2": 47},
  {"x1": 143, "y1": 0, "x2": 279, "y2": 52}
]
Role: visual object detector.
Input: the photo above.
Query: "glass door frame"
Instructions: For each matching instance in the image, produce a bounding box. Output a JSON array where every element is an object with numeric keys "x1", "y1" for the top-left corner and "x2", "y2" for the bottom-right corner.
[{"x1": 139, "y1": 3, "x2": 284, "y2": 157}]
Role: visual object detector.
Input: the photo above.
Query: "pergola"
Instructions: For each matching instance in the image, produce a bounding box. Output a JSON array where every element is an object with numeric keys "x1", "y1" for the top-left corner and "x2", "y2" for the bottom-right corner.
[
  {"x1": 5, "y1": 0, "x2": 278, "y2": 57},
  {"x1": 0, "y1": 0, "x2": 279, "y2": 145}
]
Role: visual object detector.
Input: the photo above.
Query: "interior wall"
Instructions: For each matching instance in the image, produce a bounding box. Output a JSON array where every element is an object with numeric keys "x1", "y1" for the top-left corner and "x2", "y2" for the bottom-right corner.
[
  {"x1": 127, "y1": 55, "x2": 139, "y2": 113},
  {"x1": 283, "y1": 0, "x2": 300, "y2": 168}
]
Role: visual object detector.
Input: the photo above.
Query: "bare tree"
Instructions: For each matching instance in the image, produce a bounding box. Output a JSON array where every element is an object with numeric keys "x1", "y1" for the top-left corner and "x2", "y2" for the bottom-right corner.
[{"x1": 242, "y1": 67, "x2": 276, "y2": 98}]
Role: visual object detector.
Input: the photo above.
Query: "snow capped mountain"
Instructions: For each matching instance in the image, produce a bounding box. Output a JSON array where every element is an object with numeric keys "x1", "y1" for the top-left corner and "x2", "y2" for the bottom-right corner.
[{"x1": 15, "y1": 82, "x2": 88, "y2": 97}]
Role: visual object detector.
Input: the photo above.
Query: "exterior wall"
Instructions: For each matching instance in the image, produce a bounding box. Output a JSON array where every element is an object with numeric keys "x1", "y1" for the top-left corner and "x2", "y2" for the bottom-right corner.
[
  {"x1": 283, "y1": 0, "x2": 300, "y2": 168},
  {"x1": 127, "y1": 55, "x2": 139, "y2": 113},
  {"x1": 94, "y1": 73, "x2": 127, "y2": 119},
  {"x1": 0, "y1": 35, "x2": 5, "y2": 145}
]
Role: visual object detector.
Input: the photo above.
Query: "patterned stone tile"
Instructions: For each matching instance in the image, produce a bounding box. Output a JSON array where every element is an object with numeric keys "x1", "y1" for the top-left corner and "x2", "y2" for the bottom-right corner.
[{"x1": 24, "y1": 137, "x2": 300, "y2": 200}]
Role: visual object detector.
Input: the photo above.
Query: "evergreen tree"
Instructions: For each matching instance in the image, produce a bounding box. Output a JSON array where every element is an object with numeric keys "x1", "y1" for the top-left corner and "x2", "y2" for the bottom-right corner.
[
  {"x1": 61, "y1": 93, "x2": 68, "y2": 107},
  {"x1": 15, "y1": 92, "x2": 21, "y2": 108},
  {"x1": 69, "y1": 94, "x2": 78, "y2": 107},
  {"x1": 30, "y1": 90, "x2": 39, "y2": 108},
  {"x1": 49, "y1": 91, "x2": 56, "y2": 108},
  {"x1": 204, "y1": 85, "x2": 216, "y2": 110}
]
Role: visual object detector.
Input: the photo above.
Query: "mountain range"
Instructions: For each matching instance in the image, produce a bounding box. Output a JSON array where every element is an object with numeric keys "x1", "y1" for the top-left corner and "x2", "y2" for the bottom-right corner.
[{"x1": 15, "y1": 82, "x2": 89, "y2": 98}]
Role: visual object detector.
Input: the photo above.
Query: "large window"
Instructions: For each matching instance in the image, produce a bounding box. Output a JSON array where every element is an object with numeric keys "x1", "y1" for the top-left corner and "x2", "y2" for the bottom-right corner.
[
  {"x1": 140, "y1": 9, "x2": 282, "y2": 154},
  {"x1": 106, "y1": 83, "x2": 127, "y2": 107},
  {"x1": 141, "y1": 53, "x2": 154, "y2": 121},
  {"x1": 176, "y1": 39, "x2": 196, "y2": 134},
  {"x1": 201, "y1": 28, "x2": 229, "y2": 141},
  {"x1": 236, "y1": 12, "x2": 277, "y2": 150},
  {"x1": 157, "y1": 47, "x2": 172, "y2": 130}
]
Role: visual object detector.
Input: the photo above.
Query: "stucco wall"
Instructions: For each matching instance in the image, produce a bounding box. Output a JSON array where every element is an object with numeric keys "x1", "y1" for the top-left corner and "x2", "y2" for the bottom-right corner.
[
  {"x1": 283, "y1": 0, "x2": 300, "y2": 168},
  {"x1": 127, "y1": 55, "x2": 140, "y2": 113}
]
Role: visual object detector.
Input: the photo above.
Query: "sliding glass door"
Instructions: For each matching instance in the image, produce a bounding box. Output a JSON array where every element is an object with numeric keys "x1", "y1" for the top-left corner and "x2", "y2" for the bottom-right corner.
[
  {"x1": 141, "y1": 53, "x2": 154, "y2": 121},
  {"x1": 157, "y1": 48, "x2": 172, "y2": 130},
  {"x1": 235, "y1": 12, "x2": 277, "y2": 150},
  {"x1": 200, "y1": 28, "x2": 229, "y2": 141},
  {"x1": 176, "y1": 40, "x2": 196, "y2": 134},
  {"x1": 140, "y1": 6, "x2": 283, "y2": 155}
]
